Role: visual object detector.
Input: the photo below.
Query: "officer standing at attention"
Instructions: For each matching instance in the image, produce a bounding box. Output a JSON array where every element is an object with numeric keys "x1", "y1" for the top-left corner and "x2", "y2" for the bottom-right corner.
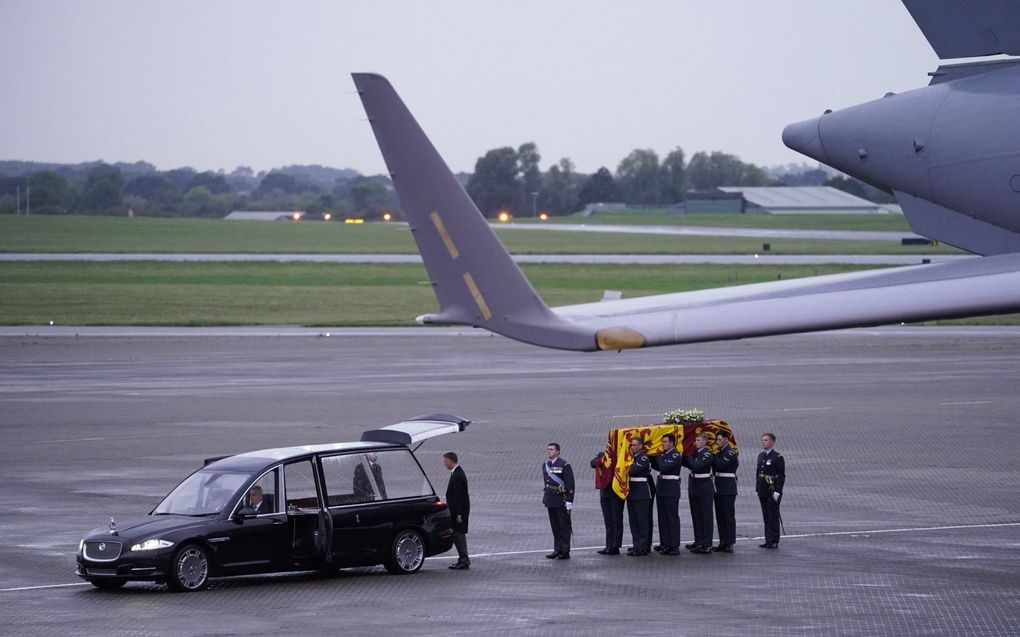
[
  {"x1": 625, "y1": 437, "x2": 653, "y2": 556},
  {"x1": 684, "y1": 432, "x2": 715, "y2": 554},
  {"x1": 712, "y1": 431, "x2": 739, "y2": 553},
  {"x1": 543, "y1": 442, "x2": 575, "y2": 560},
  {"x1": 651, "y1": 433, "x2": 683, "y2": 555},
  {"x1": 756, "y1": 432, "x2": 785, "y2": 549},
  {"x1": 590, "y1": 452, "x2": 624, "y2": 555}
]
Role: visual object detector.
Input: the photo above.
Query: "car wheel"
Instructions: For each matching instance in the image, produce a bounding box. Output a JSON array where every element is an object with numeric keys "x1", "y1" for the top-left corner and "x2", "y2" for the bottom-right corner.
[
  {"x1": 166, "y1": 544, "x2": 211, "y2": 592},
  {"x1": 384, "y1": 528, "x2": 425, "y2": 575},
  {"x1": 89, "y1": 579, "x2": 126, "y2": 591}
]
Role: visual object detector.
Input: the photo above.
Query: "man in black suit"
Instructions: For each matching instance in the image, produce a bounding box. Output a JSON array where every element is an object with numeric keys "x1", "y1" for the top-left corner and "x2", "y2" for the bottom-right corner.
[
  {"x1": 353, "y1": 452, "x2": 387, "y2": 501},
  {"x1": 443, "y1": 452, "x2": 471, "y2": 570},
  {"x1": 248, "y1": 486, "x2": 274, "y2": 514}
]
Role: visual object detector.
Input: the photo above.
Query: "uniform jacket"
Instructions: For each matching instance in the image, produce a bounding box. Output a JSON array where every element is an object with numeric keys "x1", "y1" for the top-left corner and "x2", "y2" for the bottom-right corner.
[
  {"x1": 627, "y1": 452, "x2": 653, "y2": 501},
  {"x1": 713, "y1": 445, "x2": 739, "y2": 496},
  {"x1": 542, "y1": 457, "x2": 575, "y2": 508},
  {"x1": 684, "y1": 446, "x2": 716, "y2": 496},
  {"x1": 446, "y1": 465, "x2": 470, "y2": 533},
  {"x1": 756, "y1": 449, "x2": 785, "y2": 495},
  {"x1": 651, "y1": 449, "x2": 683, "y2": 498}
]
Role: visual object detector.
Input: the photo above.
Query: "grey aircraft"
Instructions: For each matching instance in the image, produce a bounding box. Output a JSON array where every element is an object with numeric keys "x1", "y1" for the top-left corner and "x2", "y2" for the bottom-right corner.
[{"x1": 353, "y1": 0, "x2": 1020, "y2": 352}]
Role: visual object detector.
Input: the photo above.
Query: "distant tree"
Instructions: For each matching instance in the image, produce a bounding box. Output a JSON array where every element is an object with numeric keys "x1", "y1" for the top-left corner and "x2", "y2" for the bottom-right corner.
[
  {"x1": 163, "y1": 168, "x2": 197, "y2": 192},
  {"x1": 825, "y1": 175, "x2": 869, "y2": 199},
  {"x1": 253, "y1": 172, "x2": 316, "y2": 199},
  {"x1": 349, "y1": 179, "x2": 391, "y2": 217},
  {"x1": 186, "y1": 171, "x2": 231, "y2": 195},
  {"x1": 27, "y1": 171, "x2": 73, "y2": 213},
  {"x1": 466, "y1": 147, "x2": 520, "y2": 216},
  {"x1": 77, "y1": 165, "x2": 124, "y2": 214},
  {"x1": 660, "y1": 147, "x2": 687, "y2": 202},
  {"x1": 779, "y1": 168, "x2": 830, "y2": 187},
  {"x1": 576, "y1": 167, "x2": 620, "y2": 208},
  {"x1": 687, "y1": 151, "x2": 769, "y2": 191},
  {"x1": 124, "y1": 174, "x2": 172, "y2": 199},
  {"x1": 616, "y1": 149, "x2": 661, "y2": 204},
  {"x1": 516, "y1": 142, "x2": 542, "y2": 214},
  {"x1": 540, "y1": 158, "x2": 579, "y2": 215}
]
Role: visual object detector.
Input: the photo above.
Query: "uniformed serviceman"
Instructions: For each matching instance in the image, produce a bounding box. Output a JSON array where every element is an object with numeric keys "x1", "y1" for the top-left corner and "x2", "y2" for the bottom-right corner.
[
  {"x1": 756, "y1": 432, "x2": 785, "y2": 549},
  {"x1": 712, "y1": 430, "x2": 739, "y2": 552},
  {"x1": 650, "y1": 433, "x2": 682, "y2": 555},
  {"x1": 543, "y1": 442, "x2": 575, "y2": 559},
  {"x1": 625, "y1": 437, "x2": 653, "y2": 556},
  {"x1": 683, "y1": 432, "x2": 715, "y2": 554},
  {"x1": 590, "y1": 452, "x2": 624, "y2": 555}
]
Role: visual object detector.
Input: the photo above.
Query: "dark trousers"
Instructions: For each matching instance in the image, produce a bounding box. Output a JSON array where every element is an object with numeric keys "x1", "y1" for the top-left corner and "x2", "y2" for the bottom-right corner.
[
  {"x1": 759, "y1": 494, "x2": 781, "y2": 544},
  {"x1": 627, "y1": 499, "x2": 651, "y2": 551},
  {"x1": 452, "y1": 531, "x2": 469, "y2": 562},
  {"x1": 689, "y1": 494, "x2": 714, "y2": 547},
  {"x1": 656, "y1": 496, "x2": 681, "y2": 548},
  {"x1": 547, "y1": 506, "x2": 571, "y2": 554},
  {"x1": 600, "y1": 496, "x2": 624, "y2": 550},
  {"x1": 714, "y1": 494, "x2": 736, "y2": 546}
]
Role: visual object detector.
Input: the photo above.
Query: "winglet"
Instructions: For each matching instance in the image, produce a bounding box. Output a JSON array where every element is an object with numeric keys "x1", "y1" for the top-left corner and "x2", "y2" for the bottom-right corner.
[{"x1": 352, "y1": 73, "x2": 596, "y2": 351}]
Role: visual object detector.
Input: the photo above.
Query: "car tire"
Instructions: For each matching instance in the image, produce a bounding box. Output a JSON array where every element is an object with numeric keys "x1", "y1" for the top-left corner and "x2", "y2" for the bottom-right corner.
[
  {"x1": 89, "y1": 579, "x2": 127, "y2": 591},
  {"x1": 383, "y1": 528, "x2": 425, "y2": 575},
  {"x1": 166, "y1": 543, "x2": 211, "y2": 592}
]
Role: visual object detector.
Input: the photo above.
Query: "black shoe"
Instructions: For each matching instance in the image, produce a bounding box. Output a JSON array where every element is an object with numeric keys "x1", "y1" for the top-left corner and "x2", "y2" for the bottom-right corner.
[
  {"x1": 605, "y1": 548, "x2": 620, "y2": 555},
  {"x1": 597, "y1": 548, "x2": 611, "y2": 555},
  {"x1": 629, "y1": 549, "x2": 649, "y2": 556},
  {"x1": 759, "y1": 542, "x2": 774, "y2": 549},
  {"x1": 653, "y1": 545, "x2": 663, "y2": 552},
  {"x1": 684, "y1": 543, "x2": 697, "y2": 550},
  {"x1": 557, "y1": 553, "x2": 570, "y2": 560},
  {"x1": 626, "y1": 548, "x2": 636, "y2": 555},
  {"x1": 766, "y1": 542, "x2": 778, "y2": 549},
  {"x1": 661, "y1": 547, "x2": 680, "y2": 555},
  {"x1": 719, "y1": 545, "x2": 734, "y2": 553},
  {"x1": 449, "y1": 561, "x2": 470, "y2": 570},
  {"x1": 710, "y1": 545, "x2": 722, "y2": 552},
  {"x1": 693, "y1": 546, "x2": 712, "y2": 554},
  {"x1": 546, "y1": 552, "x2": 561, "y2": 559}
]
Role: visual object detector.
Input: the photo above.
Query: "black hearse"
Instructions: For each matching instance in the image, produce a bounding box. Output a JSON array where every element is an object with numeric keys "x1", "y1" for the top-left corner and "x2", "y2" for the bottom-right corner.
[{"x1": 76, "y1": 414, "x2": 469, "y2": 591}]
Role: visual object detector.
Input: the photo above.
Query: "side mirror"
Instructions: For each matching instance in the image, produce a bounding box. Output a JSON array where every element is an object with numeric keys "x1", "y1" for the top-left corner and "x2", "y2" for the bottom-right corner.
[{"x1": 233, "y1": 507, "x2": 257, "y2": 520}]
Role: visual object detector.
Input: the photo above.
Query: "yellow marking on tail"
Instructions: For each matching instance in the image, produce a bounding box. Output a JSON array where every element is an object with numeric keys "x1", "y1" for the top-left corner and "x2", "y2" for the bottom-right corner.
[
  {"x1": 431, "y1": 211, "x2": 460, "y2": 260},
  {"x1": 462, "y1": 272, "x2": 492, "y2": 321}
]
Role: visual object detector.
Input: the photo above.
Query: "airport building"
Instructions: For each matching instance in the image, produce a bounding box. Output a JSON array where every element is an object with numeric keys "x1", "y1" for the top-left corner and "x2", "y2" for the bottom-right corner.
[
  {"x1": 684, "y1": 186, "x2": 886, "y2": 215},
  {"x1": 225, "y1": 210, "x2": 303, "y2": 221}
]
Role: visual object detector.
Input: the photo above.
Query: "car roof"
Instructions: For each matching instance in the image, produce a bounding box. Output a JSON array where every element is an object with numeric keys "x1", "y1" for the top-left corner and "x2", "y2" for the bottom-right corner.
[{"x1": 204, "y1": 441, "x2": 402, "y2": 473}]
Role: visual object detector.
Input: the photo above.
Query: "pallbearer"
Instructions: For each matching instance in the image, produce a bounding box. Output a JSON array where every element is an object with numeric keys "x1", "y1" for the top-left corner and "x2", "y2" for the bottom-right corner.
[
  {"x1": 684, "y1": 432, "x2": 715, "y2": 554},
  {"x1": 651, "y1": 433, "x2": 683, "y2": 555},
  {"x1": 625, "y1": 437, "x2": 652, "y2": 556},
  {"x1": 712, "y1": 431, "x2": 738, "y2": 552},
  {"x1": 591, "y1": 451, "x2": 624, "y2": 555}
]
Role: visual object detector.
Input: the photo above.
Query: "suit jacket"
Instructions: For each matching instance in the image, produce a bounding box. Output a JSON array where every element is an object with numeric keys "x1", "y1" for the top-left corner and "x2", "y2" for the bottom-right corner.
[
  {"x1": 252, "y1": 494, "x2": 275, "y2": 514},
  {"x1": 446, "y1": 465, "x2": 470, "y2": 533},
  {"x1": 353, "y1": 461, "x2": 387, "y2": 501}
]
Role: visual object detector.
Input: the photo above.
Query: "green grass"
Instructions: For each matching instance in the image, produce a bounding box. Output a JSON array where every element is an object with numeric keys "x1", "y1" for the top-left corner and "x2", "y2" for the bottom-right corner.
[
  {"x1": 1, "y1": 261, "x2": 1015, "y2": 326},
  {"x1": 520, "y1": 211, "x2": 914, "y2": 232},
  {"x1": 0, "y1": 215, "x2": 957, "y2": 255}
]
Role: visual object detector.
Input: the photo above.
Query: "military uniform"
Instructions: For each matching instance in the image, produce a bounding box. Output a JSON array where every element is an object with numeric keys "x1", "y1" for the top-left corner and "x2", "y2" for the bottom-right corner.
[
  {"x1": 712, "y1": 443, "x2": 739, "y2": 551},
  {"x1": 591, "y1": 454, "x2": 624, "y2": 554},
  {"x1": 684, "y1": 445, "x2": 715, "y2": 553},
  {"x1": 626, "y1": 451, "x2": 653, "y2": 555},
  {"x1": 542, "y1": 456, "x2": 575, "y2": 558},
  {"x1": 651, "y1": 448, "x2": 683, "y2": 554},
  {"x1": 756, "y1": 448, "x2": 785, "y2": 547}
]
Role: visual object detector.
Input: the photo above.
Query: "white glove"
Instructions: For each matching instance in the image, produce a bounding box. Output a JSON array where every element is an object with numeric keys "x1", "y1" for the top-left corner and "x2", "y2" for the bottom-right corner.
[
  {"x1": 565, "y1": 502, "x2": 573, "y2": 511},
  {"x1": 772, "y1": 492, "x2": 781, "y2": 503}
]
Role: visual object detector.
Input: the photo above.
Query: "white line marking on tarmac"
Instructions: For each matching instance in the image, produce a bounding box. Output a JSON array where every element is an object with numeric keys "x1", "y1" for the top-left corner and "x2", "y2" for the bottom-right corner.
[
  {"x1": 5, "y1": 522, "x2": 1017, "y2": 593},
  {"x1": 937, "y1": 401, "x2": 995, "y2": 406}
]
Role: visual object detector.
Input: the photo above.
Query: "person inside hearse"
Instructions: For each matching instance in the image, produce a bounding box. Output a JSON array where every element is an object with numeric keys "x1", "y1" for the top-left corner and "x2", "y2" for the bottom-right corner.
[{"x1": 247, "y1": 485, "x2": 274, "y2": 514}]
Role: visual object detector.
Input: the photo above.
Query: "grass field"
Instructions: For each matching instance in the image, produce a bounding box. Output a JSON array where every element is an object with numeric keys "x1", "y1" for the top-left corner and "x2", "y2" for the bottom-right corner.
[
  {"x1": 519, "y1": 210, "x2": 914, "y2": 232},
  {"x1": 0, "y1": 215, "x2": 957, "y2": 255},
  {"x1": 1, "y1": 261, "x2": 1015, "y2": 326}
]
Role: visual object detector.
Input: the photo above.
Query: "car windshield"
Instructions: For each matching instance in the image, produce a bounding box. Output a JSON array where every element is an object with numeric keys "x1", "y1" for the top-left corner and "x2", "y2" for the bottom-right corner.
[{"x1": 153, "y1": 469, "x2": 251, "y2": 516}]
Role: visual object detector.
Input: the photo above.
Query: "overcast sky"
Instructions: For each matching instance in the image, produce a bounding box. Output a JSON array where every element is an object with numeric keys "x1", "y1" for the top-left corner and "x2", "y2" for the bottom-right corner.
[{"x1": 1, "y1": 1, "x2": 942, "y2": 176}]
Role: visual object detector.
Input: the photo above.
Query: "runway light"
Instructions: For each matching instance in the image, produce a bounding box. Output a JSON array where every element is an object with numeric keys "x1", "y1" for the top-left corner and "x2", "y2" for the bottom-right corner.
[
  {"x1": 323, "y1": 213, "x2": 332, "y2": 221},
  {"x1": 498, "y1": 211, "x2": 511, "y2": 223},
  {"x1": 382, "y1": 212, "x2": 392, "y2": 222},
  {"x1": 538, "y1": 212, "x2": 549, "y2": 221},
  {"x1": 344, "y1": 218, "x2": 365, "y2": 224},
  {"x1": 291, "y1": 213, "x2": 302, "y2": 221}
]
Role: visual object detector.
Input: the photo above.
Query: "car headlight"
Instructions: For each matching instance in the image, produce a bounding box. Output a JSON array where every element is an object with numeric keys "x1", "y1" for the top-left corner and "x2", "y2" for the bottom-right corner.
[
  {"x1": 129, "y1": 538, "x2": 174, "y2": 552},
  {"x1": 78, "y1": 539, "x2": 84, "y2": 553}
]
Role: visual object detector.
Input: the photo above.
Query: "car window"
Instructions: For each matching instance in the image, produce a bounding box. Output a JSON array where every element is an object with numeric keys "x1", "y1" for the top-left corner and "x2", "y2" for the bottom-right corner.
[
  {"x1": 284, "y1": 460, "x2": 319, "y2": 511},
  {"x1": 244, "y1": 468, "x2": 279, "y2": 514},
  {"x1": 321, "y1": 454, "x2": 378, "y2": 506},
  {"x1": 153, "y1": 470, "x2": 249, "y2": 516},
  {"x1": 369, "y1": 449, "x2": 433, "y2": 500}
]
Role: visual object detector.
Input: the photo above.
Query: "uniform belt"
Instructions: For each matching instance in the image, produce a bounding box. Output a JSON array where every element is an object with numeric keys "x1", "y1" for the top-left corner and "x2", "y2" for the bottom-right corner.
[
  {"x1": 659, "y1": 475, "x2": 680, "y2": 480},
  {"x1": 715, "y1": 473, "x2": 736, "y2": 478},
  {"x1": 691, "y1": 473, "x2": 712, "y2": 479},
  {"x1": 630, "y1": 477, "x2": 648, "y2": 482}
]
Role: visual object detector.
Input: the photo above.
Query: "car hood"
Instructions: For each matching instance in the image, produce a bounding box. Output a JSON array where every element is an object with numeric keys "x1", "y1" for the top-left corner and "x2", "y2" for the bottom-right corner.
[{"x1": 83, "y1": 515, "x2": 213, "y2": 542}]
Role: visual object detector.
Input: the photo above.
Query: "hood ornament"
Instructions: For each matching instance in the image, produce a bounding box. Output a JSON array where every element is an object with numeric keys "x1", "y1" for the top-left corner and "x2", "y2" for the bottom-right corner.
[{"x1": 109, "y1": 517, "x2": 118, "y2": 536}]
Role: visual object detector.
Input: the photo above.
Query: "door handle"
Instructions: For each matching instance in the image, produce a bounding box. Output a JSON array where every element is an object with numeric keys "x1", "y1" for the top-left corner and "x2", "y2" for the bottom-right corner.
[{"x1": 355, "y1": 513, "x2": 360, "y2": 524}]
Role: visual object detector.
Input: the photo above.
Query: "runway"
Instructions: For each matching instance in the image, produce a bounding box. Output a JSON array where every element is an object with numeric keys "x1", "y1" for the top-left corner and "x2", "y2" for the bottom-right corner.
[
  {"x1": 498, "y1": 221, "x2": 920, "y2": 241},
  {"x1": 1, "y1": 328, "x2": 1018, "y2": 635},
  {"x1": 0, "y1": 253, "x2": 965, "y2": 265}
]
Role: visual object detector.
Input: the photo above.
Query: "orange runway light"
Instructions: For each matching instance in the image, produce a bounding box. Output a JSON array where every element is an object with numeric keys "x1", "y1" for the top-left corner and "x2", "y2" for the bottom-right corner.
[
  {"x1": 323, "y1": 213, "x2": 332, "y2": 220},
  {"x1": 498, "y1": 211, "x2": 511, "y2": 223},
  {"x1": 538, "y1": 212, "x2": 549, "y2": 221},
  {"x1": 291, "y1": 213, "x2": 302, "y2": 221},
  {"x1": 382, "y1": 212, "x2": 392, "y2": 222}
]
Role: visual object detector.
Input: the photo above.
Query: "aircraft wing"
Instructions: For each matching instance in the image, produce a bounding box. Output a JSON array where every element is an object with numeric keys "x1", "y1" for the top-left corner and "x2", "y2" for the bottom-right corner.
[
  {"x1": 901, "y1": 0, "x2": 1020, "y2": 58},
  {"x1": 353, "y1": 73, "x2": 1020, "y2": 352}
]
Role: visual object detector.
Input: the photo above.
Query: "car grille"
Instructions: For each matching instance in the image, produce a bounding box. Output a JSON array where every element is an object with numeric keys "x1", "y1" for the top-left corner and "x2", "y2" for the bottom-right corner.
[{"x1": 83, "y1": 540, "x2": 123, "y2": 562}]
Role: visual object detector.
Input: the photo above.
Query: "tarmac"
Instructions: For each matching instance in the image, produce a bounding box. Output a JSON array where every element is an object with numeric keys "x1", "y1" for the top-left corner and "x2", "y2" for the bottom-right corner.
[
  {"x1": 1, "y1": 327, "x2": 1018, "y2": 636},
  {"x1": 0, "y1": 253, "x2": 967, "y2": 265}
]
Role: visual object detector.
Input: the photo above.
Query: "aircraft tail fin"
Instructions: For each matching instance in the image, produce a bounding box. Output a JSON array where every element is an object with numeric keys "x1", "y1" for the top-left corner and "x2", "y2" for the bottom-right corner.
[
  {"x1": 352, "y1": 73, "x2": 596, "y2": 351},
  {"x1": 902, "y1": 0, "x2": 1020, "y2": 58}
]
